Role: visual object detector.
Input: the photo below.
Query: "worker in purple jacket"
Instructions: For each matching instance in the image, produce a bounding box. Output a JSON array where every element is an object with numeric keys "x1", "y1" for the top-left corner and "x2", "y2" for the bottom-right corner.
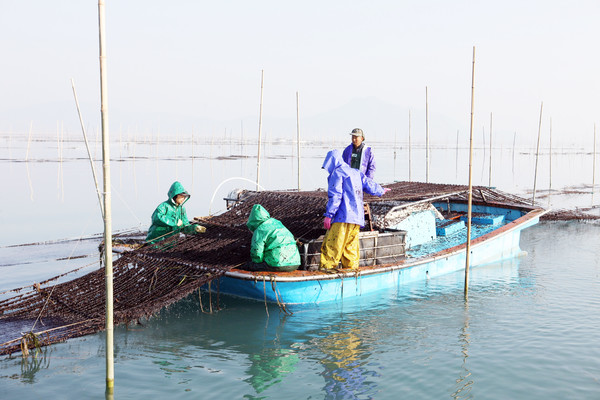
[
  {"x1": 341, "y1": 128, "x2": 376, "y2": 179},
  {"x1": 320, "y1": 149, "x2": 390, "y2": 271}
]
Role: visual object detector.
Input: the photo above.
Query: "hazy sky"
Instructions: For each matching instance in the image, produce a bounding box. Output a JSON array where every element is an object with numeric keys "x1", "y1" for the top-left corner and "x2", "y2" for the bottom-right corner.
[{"x1": 2, "y1": 1, "x2": 600, "y2": 145}]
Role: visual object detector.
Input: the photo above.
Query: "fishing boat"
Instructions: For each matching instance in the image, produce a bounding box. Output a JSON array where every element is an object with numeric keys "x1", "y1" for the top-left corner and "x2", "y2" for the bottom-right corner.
[
  {"x1": 200, "y1": 181, "x2": 546, "y2": 305},
  {"x1": 0, "y1": 181, "x2": 547, "y2": 356}
]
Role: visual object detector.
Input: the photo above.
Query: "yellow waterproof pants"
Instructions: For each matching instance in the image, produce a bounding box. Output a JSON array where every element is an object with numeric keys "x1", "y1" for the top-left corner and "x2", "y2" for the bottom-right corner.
[{"x1": 320, "y1": 222, "x2": 360, "y2": 270}]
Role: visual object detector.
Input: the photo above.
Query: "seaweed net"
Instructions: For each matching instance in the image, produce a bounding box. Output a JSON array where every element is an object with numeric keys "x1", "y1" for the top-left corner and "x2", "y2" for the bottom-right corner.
[
  {"x1": 540, "y1": 206, "x2": 600, "y2": 222},
  {"x1": 0, "y1": 181, "x2": 547, "y2": 356},
  {"x1": 521, "y1": 185, "x2": 600, "y2": 222}
]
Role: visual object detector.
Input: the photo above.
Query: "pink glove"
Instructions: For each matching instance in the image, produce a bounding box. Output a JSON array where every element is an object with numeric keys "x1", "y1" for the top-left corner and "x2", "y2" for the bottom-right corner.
[
  {"x1": 323, "y1": 217, "x2": 332, "y2": 230},
  {"x1": 383, "y1": 188, "x2": 391, "y2": 195}
]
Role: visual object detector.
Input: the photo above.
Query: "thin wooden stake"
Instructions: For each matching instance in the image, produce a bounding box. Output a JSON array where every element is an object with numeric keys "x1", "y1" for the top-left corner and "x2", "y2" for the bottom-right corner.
[
  {"x1": 156, "y1": 129, "x2": 160, "y2": 191},
  {"x1": 593, "y1": 123, "x2": 597, "y2": 202},
  {"x1": 408, "y1": 109, "x2": 412, "y2": 182},
  {"x1": 118, "y1": 125, "x2": 122, "y2": 188},
  {"x1": 25, "y1": 121, "x2": 33, "y2": 161},
  {"x1": 532, "y1": 102, "x2": 543, "y2": 205},
  {"x1": 488, "y1": 112, "x2": 493, "y2": 187},
  {"x1": 256, "y1": 70, "x2": 264, "y2": 191},
  {"x1": 119, "y1": 126, "x2": 122, "y2": 160},
  {"x1": 549, "y1": 119, "x2": 552, "y2": 191},
  {"x1": 8, "y1": 128, "x2": 13, "y2": 169},
  {"x1": 56, "y1": 122, "x2": 61, "y2": 193},
  {"x1": 98, "y1": 0, "x2": 114, "y2": 394},
  {"x1": 71, "y1": 78, "x2": 104, "y2": 218},
  {"x1": 425, "y1": 87, "x2": 430, "y2": 183},
  {"x1": 60, "y1": 122, "x2": 65, "y2": 201},
  {"x1": 191, "y1": 127, "x2": 195, "y2": 195},
  {"x1": 240, "y1": 120, "x2": 244, "y2": 155},
  {"x1": 26, "y1": 162, "x2": 34, "y2": 201},
  {"x1": 296, "y1": 91, "x2": 301, "y2": 191},
  {"x1": 175, "y1": 129, "x2": 179, "y2": 180},
  {"x1": 465, "y1": 46, "x2": 476, "y2": 299},
  {"x1": 455, "y1": 130, "x2": 459, "y2": 180},
  {"x1": 393, "y1": 129, "x2": 397, "y2": 180},
  {"x1": 512, "y1": 131, "x2": 516, "y2": 176}
]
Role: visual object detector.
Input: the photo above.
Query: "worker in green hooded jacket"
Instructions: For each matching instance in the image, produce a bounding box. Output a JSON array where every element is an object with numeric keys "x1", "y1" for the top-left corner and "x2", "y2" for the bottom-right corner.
[
  {"x1": 245, "y1": 204, "x2": 301, "y2": 272},
  {"x1": 146, "y1": 181, "x2": 204, "y2": 244}
]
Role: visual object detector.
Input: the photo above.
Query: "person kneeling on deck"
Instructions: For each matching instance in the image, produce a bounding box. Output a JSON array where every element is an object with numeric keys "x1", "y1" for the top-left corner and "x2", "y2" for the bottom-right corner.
[
  {"x1": 146, "y1": 181, "x2": 205, "y2": 244},
  {"x1": 320, "y1": 149, "x2": 390, "y2": 271},
  {"x1": 244, "y1": 204, "x2": 301, "y2": 272}
]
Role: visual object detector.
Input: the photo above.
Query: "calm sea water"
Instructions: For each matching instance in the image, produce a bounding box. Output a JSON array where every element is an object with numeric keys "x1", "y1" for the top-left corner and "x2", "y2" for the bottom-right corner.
[
  {"x1": 1, "y1": 222, "x2": 599, "y2": 399},
  {"x1": 1, "y1": 136, "x2": 599, "y2": 399}
]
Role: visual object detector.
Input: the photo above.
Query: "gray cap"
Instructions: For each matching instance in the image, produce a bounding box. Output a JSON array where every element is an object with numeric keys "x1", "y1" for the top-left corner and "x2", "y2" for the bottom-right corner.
[{"x1": 349, "y1": 128, "x2": 364, "y2": 138}]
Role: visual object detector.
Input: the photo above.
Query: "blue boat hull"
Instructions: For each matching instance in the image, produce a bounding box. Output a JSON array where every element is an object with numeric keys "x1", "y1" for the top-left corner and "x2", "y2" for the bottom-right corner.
[{"x1": 205, "y1": 205, "x2": 544, "y2": 305}]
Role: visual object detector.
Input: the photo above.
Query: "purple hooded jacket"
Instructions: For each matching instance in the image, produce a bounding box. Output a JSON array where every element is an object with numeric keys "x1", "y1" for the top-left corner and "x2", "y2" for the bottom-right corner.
[
  {"x1": 322, "y1": 149, "x2": 385, "y2": 227},
  {"x1": 342, "y1": 143, "x2": 376, "y2": 179}
]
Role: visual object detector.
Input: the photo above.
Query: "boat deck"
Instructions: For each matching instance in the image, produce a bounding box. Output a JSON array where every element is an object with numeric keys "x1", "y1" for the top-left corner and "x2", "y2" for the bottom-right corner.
[
  {"x1": 408, "y1": 211, "x2": 507, "y2": 258},
  {"x1": 223, "y1": 213, "x2": 516, "y2": 280}
]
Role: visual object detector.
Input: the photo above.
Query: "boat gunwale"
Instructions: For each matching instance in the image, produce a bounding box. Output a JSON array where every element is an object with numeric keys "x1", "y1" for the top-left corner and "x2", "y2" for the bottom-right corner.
[{"x1": 224, "y1": 206, "x2": 548, "y2": 283}]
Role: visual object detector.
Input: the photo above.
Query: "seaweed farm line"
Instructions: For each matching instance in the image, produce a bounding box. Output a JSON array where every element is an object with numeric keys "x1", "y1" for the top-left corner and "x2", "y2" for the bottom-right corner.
[{"x1": 1, "y1": 132, "x2": 599, "y2": 247}]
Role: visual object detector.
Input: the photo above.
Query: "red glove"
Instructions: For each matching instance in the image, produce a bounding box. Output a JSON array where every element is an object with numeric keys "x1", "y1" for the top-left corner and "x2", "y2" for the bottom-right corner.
[{"x1": 323, "y1": 217, "x2": 332, "y2": 230}]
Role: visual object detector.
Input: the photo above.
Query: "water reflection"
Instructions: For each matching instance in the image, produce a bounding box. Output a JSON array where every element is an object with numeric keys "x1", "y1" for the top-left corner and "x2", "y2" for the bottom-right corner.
[
  {"x1": 244, "y1": 312, "x2": 300, "y2": 394},
  {"x1": 17, "y1": 347, "x2": 51, "y2": 384},
  {"x1": 316, "y1": 326, "x2": 379, "y2": 399},
  {"x1": 111, "y1": 294, "x2": 387, "y2": 397},
  {"x1": 452, "y1": 301, "x2": 473, "y2": 400},
  {"x1": 246, "y1": 347, "x2": 299, "y2": 393}
]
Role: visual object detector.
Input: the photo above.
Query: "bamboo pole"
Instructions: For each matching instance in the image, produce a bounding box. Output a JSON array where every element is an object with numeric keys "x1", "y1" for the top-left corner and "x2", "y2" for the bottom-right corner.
[
  {"x1": 549, "y1": 119, "x2": 552, "y2": 191},
  {"x1": 532, "y1": 102, "x2": 543, "y2": 205},
  {"x1": 8, "y1": 127, "x2": 12, "y2": 166},
  {"x1": 56, "y1": 122, "x2": 61, "y2": 193},
  {"x1": 593, "y1": 123, "x2": 596, "y2": 201},
  {"x1": 118, "y1": 125, "x2": 122, "y2": 188},
  {"x1": 210, "y1": 133, "x2": 214, "y2": 179},
  {"x1": 132, "y1": 133, "x2": 138, "y2": 198},
  {"x1": 512, "y1": 131, "x2": 516, "y2": 175},
  {"x1": 175, "y1": 129, "x2": 179, "y2": 180},
  {"x1": 393, "y1": 129, "x2": 397, "y2": 180},
  {"x1": 60, "y1": 122, "x2": 65, "y2": 201},
  {"x1": 156, "y1": 129, "x2": 160, "y2": 190},
  {"x1": 296, "y1": 91, "x2": 301, "y2": 191},
  {"x1": 488, "y1": 113, "x2": 492, "y2": 187},
  {"x1": 192, "y1": 127, "x2": 195, "y2": 195},
  {"x1": 455, "y1": 130, "x2": 459, "y2": 180},
  {"x1": 408, "y1": 110, "x2": 412, "y2": 182},
  {"x1": 256, "y1": 70, "x2": 264, "y2": 191},
  {"x1": 25, "y1": 121, "x2": 33, "y2": 161},
  {"x1": 98, "y1": 0, "x2": 114, "y2": 394},
  {"x1": 71, "y1": 78, "x2": 104, "y2": 218},
  {"x1": 26, "y1": 161, "x2": 34, "y2": 201},
  {"x1": 240, "y1": 120, "x2": 244, "y2": 155},
  {"x1": 465, "y1": 46, "x2": 476, "y2": 299},
  {"x1": 133, "y1": 127, "x2": 137, "y2": 165},
  {"x1": 425, "y1": 87, "x2": 430, "y2": 182}
]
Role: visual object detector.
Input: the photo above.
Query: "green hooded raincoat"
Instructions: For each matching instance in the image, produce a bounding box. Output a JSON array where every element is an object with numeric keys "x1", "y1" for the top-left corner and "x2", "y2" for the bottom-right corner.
[
  {"x1": 246, "y1": 204, "x2": 301, "y2": 268},
  {"x1": 146, "y1": 181, "x2": 194, "y2": 243}
]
